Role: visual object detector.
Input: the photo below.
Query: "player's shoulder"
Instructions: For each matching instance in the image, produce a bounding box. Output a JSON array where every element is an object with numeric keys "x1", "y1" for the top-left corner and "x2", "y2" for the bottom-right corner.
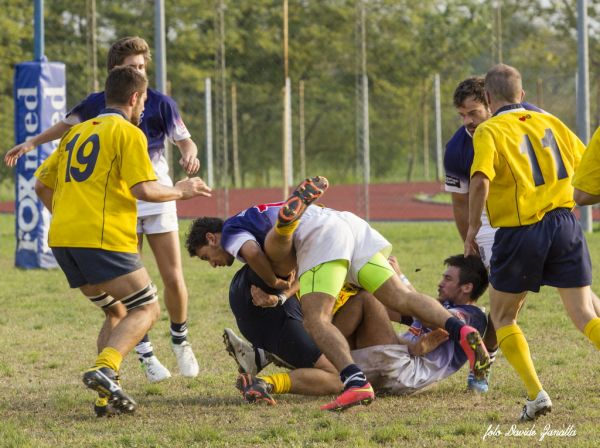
[
  {"x1": 444, "y1": 126, "x2": 472, "y2": 170},
  {"x1": 446, "y1": 126, "x2": 470, "y2": 149},
  {"x1": 80, "y1": 91, "x2": 106, "y2": 108},
  {"x1": 147, "y1": 88, "x2": 178, "y2": 107}
]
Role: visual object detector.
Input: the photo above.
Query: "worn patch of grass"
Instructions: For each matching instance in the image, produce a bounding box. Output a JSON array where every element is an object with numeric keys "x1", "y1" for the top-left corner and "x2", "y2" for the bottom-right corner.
[{"x1": 1, "y1": 214, "x2": 600, "y2": 446}]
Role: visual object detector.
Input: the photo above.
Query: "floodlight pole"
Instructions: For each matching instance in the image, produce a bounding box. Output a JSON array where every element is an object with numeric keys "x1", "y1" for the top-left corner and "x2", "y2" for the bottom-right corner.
[
  {"x1": 154, "y1": 0, "x2": 171, "y2": 172},
  {"x1": 355, "y1": 1, "x2": 370, "y2": 221},
  {"x1": 34, "y1": 0, "x2": 44, "y2": 60},
  {"x1": 577, "y1": 0, "x2": 592, "y2": 232},
  {"x1": 282, "y1": 0, "x2": 293, "y2": 198},
  {"x1": 434, "y1": 73, "x2": 443, "y2": 181}
]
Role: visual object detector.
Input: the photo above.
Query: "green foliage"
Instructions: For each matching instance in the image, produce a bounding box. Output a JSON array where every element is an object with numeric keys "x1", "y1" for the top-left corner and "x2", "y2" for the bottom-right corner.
[{"x1": 1, "y1": 1, "x2": 599, "y2": 190}]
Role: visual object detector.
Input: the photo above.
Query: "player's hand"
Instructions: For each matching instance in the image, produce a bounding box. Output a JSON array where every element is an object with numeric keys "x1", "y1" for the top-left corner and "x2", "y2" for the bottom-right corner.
[
  {"x1": 179, "y1": 155, "x2": 200, "y2": 176},
  {"x1": 4, "y1": 141, "x2": 35, "y2": 167},
  {"x1": 410, "y1": 329, "x2": 449, "y2": 356},
  {"x1": 387, "y1": 255, "x2": 401, "y2": 275},
  {"x1": 464, "y1": 228, "x2": 479, "y2": 257},
  {"x1": 271, "y1": 277, "x2": 292, "y2": 291},
  {"x1": 250, "y1": 285, "x2": 278, "y2": 308},
  {"x1": 175, "y1": 176, "x2": 212, "y2": 199}
]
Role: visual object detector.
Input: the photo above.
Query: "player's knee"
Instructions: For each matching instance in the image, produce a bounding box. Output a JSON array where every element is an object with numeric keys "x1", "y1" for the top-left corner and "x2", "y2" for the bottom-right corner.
[
  {"x1": 103, "y1": 301, "x2": 127, "y2": 319},
  {"x1": 160, "y1": 272, "x2": 187, "y2": 294}
]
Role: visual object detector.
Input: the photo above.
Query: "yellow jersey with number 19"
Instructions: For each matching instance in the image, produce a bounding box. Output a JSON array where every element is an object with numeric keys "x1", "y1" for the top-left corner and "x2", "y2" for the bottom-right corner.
[
  {"x1": 35, "y1": 111, "x2": 157, "y2": 252},
  {"x1": 572, "y1": 126, "x2": 600, "y2": 195},
  {"x1": 471, "y1": 108, "x2": 584, "y2": 227}
]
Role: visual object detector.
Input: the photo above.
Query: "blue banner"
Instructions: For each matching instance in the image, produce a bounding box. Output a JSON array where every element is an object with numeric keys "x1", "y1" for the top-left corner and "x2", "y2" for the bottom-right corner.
[{"x1": 14, "y1": 60, "x2": 66, "y2": 269}]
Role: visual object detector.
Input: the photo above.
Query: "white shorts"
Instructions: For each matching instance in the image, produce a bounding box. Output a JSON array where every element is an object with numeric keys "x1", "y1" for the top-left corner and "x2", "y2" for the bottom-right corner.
[
  {"x1": 475, "y1": 224, "x2": 496, "y2": 270},
  {"x1": 137, "y1": 211, "x2": 179, "y2": 235},
  {"x1": 351, "y1": 344, "x2": 455, "y2": 395},
  {"x1": 293, "y1": 206, "x2": 392, "y2": 285}
]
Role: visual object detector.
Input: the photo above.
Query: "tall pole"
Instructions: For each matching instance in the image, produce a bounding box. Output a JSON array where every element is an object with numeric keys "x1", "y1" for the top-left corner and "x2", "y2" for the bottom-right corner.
[
  {"x1": 205, "y1": 78, "x2": 214, "y2": 187},
  {"x1": 355, "y1": 1, "x2": 370, "y2": 221},
  {"x1": 495, "y1": 1, "x2": 503, "y2": 63},
  {"x1": 232, "y1": 83, "x2": 240, "y2": 187},
  {"x1": 434, "y1": 73, "x2": 443, "y2": 181},
  {"x1": 154, "y1": 0, "x2": 167, "y2": 93},
  {"x1": 299, "y1": 80, "x2": 306, "y2": 180},
  {"x1": 154, "y1": 0, "x2": 171, "y2": 172},
  {"x1": 577, "y1": 0, "x2": 592, "y2": 232},
  {"x1": 34, "y1": 0, "x2": 44, "y2": 60},
  {"x1": 90, "y1": 0, "x2": 98, "y2": 91},
  {"x1": 215, "y1": 0, "x2": 229, "y2": 217},
  {"x1": 282, "y1": 0, "x2": 293, "y2": 197}
]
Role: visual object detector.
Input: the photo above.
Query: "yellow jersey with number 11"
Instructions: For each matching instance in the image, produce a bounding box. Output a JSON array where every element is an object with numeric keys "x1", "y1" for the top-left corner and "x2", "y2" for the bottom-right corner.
[
  {"x1": 472, "y1": 108, "x2": 584, "y2": 227},
  {"x1": 35, "y1": 111, "x2": 157, "y2": 252}
]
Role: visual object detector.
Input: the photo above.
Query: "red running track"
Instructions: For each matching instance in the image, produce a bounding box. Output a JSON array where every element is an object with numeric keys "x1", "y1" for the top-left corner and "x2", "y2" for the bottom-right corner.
[{"x1": 1, "y1": 181, "x2": 598, "y2": 221}]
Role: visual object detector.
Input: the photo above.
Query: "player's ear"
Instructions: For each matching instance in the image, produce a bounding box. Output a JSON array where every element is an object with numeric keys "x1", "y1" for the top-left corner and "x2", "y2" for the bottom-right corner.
[
  {"x1": 206, "y1": 232, "x2": 218, "y2": 246},
  {"x1": 461, "y1": 283, "x2": 473, "y2": 296},
  {"x1": 130, "y1": 90, "x2": 140, "y2": 107}
]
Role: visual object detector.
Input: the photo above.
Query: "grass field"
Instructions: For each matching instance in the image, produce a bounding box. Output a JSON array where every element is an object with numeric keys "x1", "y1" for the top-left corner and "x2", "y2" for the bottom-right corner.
[{"x1": 1, "y1": 213, "x2": 599, "y2": 447}]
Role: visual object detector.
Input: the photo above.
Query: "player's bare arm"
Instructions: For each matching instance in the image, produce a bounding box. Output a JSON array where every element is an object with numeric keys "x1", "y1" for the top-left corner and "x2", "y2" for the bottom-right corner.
[
  {"x1": 465, "y1": 172, "x2": 488, "y2": 256},
  {"x1": 574, "y1": 188, "x2": 600, "y2": 206},
  {"x1": 131, "y1": 177, "x2": 211, "y2": 202},
  {"x1": 451, "y1": 192, "x2": 469, "y2": 241},
  {"x1": 34, "y1": 180, "x2": 54, "y2": 212},
  {"x1": 176, "y1": 138, "x2": 200, "y2": 176},
  {"x1": 4, "y1": 121, "x2": 73, "y2": 167},
  {"x1": 239, "y1": 240, "x2": 291, "y2": 291}
]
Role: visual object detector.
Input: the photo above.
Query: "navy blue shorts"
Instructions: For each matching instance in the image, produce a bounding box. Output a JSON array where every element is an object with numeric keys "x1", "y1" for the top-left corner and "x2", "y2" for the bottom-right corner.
[
  {"x1": 490, "y1": 208, "x2": 592, "y2": 293},
  {"x1": 229, "y1": 265, "x2": 321, "y2": 369},
  {"x1": 52, "y1": 247, "x2": 143, "y2": 288}
]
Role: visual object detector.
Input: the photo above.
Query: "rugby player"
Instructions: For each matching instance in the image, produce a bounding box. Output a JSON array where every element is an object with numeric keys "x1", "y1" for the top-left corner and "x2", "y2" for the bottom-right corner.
[
  {"x1": 7, "y1": 37, "x2": 201, "y2": 382},
  {"x1": 466, "y1": 63, "x2": 600, "y2": 421},
  {"x1": 33, "y1": 66, "x2": 211, "y2": 416}
]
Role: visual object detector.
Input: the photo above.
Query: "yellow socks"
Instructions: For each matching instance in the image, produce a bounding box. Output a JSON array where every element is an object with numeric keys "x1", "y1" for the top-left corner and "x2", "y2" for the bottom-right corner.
[
  {"x1": 275, "y1": 220, "x2": 300, "y2": 236},
  {"x1": 260, "y1": 373, "x2": 291, "y2": 394},
  {"x1": 584, "y1": 317, "x2": 600, "y2": 350},
  {"x1": 497, "y1": 324, "x2": 542, "y2": 400},
  {"x1": 94, "y1": 347, "x2": 123, "y2": 372}
]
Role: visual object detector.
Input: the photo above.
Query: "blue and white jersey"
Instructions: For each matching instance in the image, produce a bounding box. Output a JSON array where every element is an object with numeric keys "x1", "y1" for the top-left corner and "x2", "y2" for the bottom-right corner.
[
  {"x1": 402, "y1": 300, "x2": 487, "y2": 376},
  {"x1": 221, "y1": 202, "x2": 283, "y2": 262},
  {"x1": 444, "y1": 102, "x2": 543, "y2": 195},
  {"x1": 64, "y1": 88, "x2": 191, "y2": 217}
]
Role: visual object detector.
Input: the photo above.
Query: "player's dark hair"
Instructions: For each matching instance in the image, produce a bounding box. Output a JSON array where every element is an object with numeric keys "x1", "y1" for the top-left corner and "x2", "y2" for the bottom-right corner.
[
  {"x1": 485, "y1": 64, "x2": 522, "y2": 104},
  {"x1": 105, "y1": 66, "x2": 148, "y2": 106},
  {"x1": 107, "y1": 36, "x2": 152, "y2": 71},
  {"x1": 185, "y1": 217, "x2": 224, "y2": 257},
  {"x1": 443, "y1": 254, "x2": 488, "y2": 300},
  {"x1": 453, "y1": 76, "x2": 487, "y2": 108}
]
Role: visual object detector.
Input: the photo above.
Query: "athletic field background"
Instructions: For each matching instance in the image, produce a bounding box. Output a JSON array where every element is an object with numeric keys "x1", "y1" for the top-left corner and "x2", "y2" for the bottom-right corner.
[{"x1": 0, "y1": 213, "x2": 599, "y2": 447}]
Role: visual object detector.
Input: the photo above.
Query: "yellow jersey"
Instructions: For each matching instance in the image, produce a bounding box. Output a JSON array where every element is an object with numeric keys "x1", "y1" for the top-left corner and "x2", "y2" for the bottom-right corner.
[
  {"x1": 472, "y1": 107, "x2": 584, "y2": 227},
  {"x1": 572, "y1": 126, "x2": 600, "y2": 195},
  {"x1": 35, "y1": 111, "x2": 157, "y2": 252}
]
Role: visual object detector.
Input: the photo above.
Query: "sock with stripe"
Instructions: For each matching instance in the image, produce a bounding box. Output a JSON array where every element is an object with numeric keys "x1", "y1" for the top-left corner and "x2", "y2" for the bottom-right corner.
[
  {"x1": 170, "y1": 321, "x2": 188, "y2": 345},
  {"x1": 135, "y1": 334, "x2": 154, "y2": 361},
  {"x1": 497, "y1": 324, "x2": 543, "y2": 400},
  {"x1": 340, "y1": 363, "x2": 368, "y2": 390}
]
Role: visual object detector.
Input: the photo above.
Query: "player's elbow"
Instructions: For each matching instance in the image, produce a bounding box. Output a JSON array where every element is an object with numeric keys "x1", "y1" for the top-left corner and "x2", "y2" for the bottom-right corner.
[
  {"x1": 130, "y1": 181, "x2": 152, "y2": 201},
  {"x1": 574, "y1": 188, "x2": 598, "y2": 206}
]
